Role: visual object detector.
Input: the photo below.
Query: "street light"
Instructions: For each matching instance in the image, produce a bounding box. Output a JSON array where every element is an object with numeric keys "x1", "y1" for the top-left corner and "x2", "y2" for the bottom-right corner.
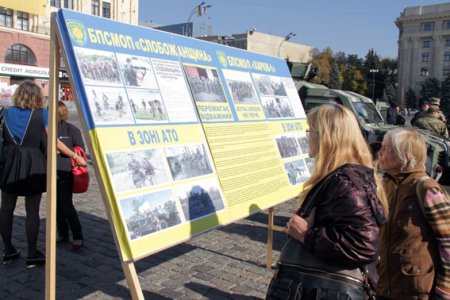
[
  {"x1": 186, "y1": 2, "x2": 211, "y2": 37},
  {"x1": 277, "y1": 32, "x2": 296, "y2": 58},
  {"x1": 369, "y1": 69, "x2": 378, "y2": 101}
]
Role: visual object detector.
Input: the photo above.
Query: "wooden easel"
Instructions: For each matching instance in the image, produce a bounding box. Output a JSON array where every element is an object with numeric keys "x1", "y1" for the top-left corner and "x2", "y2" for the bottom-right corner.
[
  {"x1": 46, "y1": 13, "x2": 144, "y2": 300},
  {"x1": 266, "y1": 207, "x2": 285, "y2": 270}
]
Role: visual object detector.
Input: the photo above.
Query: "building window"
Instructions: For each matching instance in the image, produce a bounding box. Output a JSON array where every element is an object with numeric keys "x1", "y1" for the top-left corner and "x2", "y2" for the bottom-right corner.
[
  {"x1": 422, "y1": 53, "x2": 430, "y2": 62},
  {"x1": 5, "y1": 44, "x2": 36, "y2": 65},
  {"x1": 446, "y1": 38, "x2": 450, "y2": 47},
  {"x1": 445, "y1": 52, "x2": 450, "y2": 61},
  {"x1": 443, "y1": 68, "x2": 450, "y2": 77},
  {"x1": 16, "y1": 11, "x2": 29, "y2": 31},
  {"x1": 0, "y1": 7, "x2": 12, "y2": 28},
  {"x1": 421, "y1": 22, "x2": 434, "y2": 32},
  {"x1": 50, "y1": 0, "x2": 61, "y2": 7},
  {"x1": 422, "y1": 40, "x2": 431, "y2": 48},
  {"x1": 64, "y1": 0, "x2": 73, "y2": 9},
  {"x1": 102, "y1": 2, "x2": 111, "y2": 18},
  {"x1": 91, "y1": 0, "x2": 99, "y2": 15},
  {"x1": 445, "y1": 20, "x2": 450, "y2": 30},
  {"x1": 420, "y1": 68, "x2": 429, "y2": 77}
]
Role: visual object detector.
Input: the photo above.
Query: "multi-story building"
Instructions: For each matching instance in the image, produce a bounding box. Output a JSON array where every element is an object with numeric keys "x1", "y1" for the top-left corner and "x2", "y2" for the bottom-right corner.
[
  {"x1": 396, "y1": 3, "x2": 450, "y2": 104},
  {"x1": 0, "y1": 0, "x2": 138, "y2": 99}
]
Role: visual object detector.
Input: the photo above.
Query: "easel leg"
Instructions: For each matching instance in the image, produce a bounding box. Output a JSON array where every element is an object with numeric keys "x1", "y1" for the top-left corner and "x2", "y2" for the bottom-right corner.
[
  {"x1": 266, "y1": 207, "x2": 274, "y2": 270},
  {"x1": 122, "y1": 261, "x2": 144, "y2": 300}
]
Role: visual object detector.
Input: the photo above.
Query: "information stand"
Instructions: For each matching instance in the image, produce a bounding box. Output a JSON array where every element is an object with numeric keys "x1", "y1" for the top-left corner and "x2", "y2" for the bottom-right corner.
[{"x1": 47, "y1": 9, "x2": 311, "y2": 298}]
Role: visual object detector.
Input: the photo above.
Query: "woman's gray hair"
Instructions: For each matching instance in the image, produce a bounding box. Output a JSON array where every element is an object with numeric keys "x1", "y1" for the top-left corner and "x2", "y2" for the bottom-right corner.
[{"x1": 383, "y1": 127, "x2": 427, "y2": 172}]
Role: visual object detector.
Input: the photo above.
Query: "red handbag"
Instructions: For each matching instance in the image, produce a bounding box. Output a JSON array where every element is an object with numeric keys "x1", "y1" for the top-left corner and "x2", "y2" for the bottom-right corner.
[{"x1": 72, "y1": 146, "x2": 89, "y2": 193}]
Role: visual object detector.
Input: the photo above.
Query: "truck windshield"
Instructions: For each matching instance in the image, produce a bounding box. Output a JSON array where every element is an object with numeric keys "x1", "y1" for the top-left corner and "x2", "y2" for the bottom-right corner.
[{"x1": 352, "y1": 102, "x2": 384, "y2": 124}]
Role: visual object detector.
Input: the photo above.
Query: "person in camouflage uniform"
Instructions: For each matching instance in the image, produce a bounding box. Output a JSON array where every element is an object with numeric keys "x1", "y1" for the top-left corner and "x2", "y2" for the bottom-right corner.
[
  {"x1": 429, "y1": 97, "x2": 447, "y2": 124},
  {"x1": 415, "y1": 106, "x2": 449, "y2": 138},
  {"x1": 411, "y1": 100, "x2": 430, "y2": 126}
]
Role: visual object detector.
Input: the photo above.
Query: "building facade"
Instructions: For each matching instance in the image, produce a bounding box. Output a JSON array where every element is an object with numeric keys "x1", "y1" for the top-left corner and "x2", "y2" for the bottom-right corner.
[
  {"x1": 396, "y1": 3, "x2": 450, "y2": 103},
  {"x1": 0, "y1": 0, "x2": 138, "y2": 99},
  {"x1": 199, "y1": 31, "x2": 313, "y2": 63}
]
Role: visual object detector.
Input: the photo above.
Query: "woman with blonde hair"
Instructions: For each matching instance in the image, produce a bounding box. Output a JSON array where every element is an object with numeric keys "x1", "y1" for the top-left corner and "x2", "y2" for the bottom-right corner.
[
  {"x1": 377, "y1": 128, "x2": 450, "y2": 299},
  {"x1": 267, "y1": 103, "x2": 388, "y2": 299},
  {"x1": 0, "y1": 80, "x2": 86, "y2": 268}
]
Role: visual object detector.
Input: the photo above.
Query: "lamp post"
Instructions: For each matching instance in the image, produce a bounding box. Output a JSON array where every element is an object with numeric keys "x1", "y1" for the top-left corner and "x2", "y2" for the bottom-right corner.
[
  {"x1": 277, "y1": 32, "x2": 296, "y2": 58},
  {"x1": 369, "y1": 68, "x2": 378, "y2": 101},
  {"x1": 186, "y1": 2, "x2": 211, "y2": 37}
]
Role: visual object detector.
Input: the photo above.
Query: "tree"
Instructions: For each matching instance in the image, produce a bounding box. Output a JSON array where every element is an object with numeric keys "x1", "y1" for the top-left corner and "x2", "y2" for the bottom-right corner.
[
  {"x1": 384, "y1": 83, "x2": 397, "y2": 105},
  {"x1": 441, "y1": 74, "x2": 450, "y2": 117},
  {"x1": 420, "y1": 77, "x2": 440, "y2": 100},
  {"x1": 310, "y1": 47, "x2": 333, "y2": 85},
  {"x1": 363, "y1": 49, "x2": 382, "y2": 101},
  {"x1": 405, "y1": 87, "x2": 417, "y2": 109},
  {"x1": 328, "y1": 60, "x2": 341, "y2": 89}
]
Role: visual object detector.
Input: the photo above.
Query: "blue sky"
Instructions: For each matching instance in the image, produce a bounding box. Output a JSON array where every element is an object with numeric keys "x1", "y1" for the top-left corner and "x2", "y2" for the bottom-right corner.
[{"x1": 139, "y1": 0, "x2": 446, "y2": 59}]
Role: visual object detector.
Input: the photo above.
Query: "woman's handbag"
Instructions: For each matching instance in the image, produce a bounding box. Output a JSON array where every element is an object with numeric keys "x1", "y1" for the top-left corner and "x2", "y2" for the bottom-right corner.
[{"x1": 72, "y1": 146, "x2": 89, "y2": 193}]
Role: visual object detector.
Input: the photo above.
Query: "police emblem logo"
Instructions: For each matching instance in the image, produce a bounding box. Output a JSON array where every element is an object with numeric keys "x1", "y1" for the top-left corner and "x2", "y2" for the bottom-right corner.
[{"x1": 67, "y1": 20, "x2": 87, "y2": 46}]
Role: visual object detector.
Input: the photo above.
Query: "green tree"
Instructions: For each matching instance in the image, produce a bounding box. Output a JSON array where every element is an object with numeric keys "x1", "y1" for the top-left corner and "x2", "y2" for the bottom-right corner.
[
  {"x1": 384, "y1": 83, "x2": 397, "y2": 104},
  {"x1": 363, "y1": 49, "x2": 382, "y2": 101},
  {"x1": 311, "y1": 47, "x2": 333, "y2": 85},
  {"x1": 420, "y1": 77, "x2": 440, "y2": 100},
  {"x1": 405, "y1": 87, "x2": 418, "y2": 109},
  {"x1": 328, "y1": 60, "x2": 341, "y2": 89}
]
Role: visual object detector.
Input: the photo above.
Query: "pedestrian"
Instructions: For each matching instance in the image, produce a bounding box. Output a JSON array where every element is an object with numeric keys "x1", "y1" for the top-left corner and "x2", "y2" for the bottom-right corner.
[
  {"x1": 414, "y1": 106, "x2": 449, "y2": 138},
  {"x1": 56, "y1": 101, "x2": 86, "y2": 250},
  {"x1": 376, "y1": 127, "x2": 450, "y2": 299},
  {"x1": 0, "y1": 80, "x2": 86, "y2": 268},
  {"x1": 411, "y1": 99, "x2": 430, "y2": 126},
  {"x1": 266, "y1": 103, "x2": 388, "y2": 299}
]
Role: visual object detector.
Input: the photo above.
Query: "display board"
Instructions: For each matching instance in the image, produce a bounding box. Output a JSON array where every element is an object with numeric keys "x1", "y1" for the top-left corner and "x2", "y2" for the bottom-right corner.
[{"x1": 55, "y1": 9, "x2": 310, "y2": 262}]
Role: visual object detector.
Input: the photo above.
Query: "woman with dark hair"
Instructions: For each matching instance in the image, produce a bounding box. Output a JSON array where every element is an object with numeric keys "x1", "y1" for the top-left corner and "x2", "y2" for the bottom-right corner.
[
  {"x1": 0, "y1": 80, "x2": 86, "y2": 268},
  {"x1": 266, "y1": 103, "x2": 388, "y2": 299},
  {"x1": 56, "y1": 101, "x2": 85, "y2": 250}
]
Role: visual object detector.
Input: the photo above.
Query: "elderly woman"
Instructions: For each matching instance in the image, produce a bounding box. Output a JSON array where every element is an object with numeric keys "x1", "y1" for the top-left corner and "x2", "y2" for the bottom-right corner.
[
  {"x1": 376, "y1": 127, "x2": 450, "y2": 299},
  {"x1": 0, "y1": 80, "x2": 86, "y2": 268},
  {"x1": 266, "y1": 103, "x2": 388, "y2": 299}
]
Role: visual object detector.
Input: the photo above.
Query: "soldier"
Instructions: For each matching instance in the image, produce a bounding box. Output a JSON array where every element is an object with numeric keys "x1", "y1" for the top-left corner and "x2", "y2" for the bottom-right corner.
[
  {"x1": 429, "y1": 97, "x2": 447, "y2": 124},
  {"x1": 415, "y1": 106, "x2": 449, "y2": 138},
  {"x1": 411, "y1": 100, "x2": 430, "y2": 126}
]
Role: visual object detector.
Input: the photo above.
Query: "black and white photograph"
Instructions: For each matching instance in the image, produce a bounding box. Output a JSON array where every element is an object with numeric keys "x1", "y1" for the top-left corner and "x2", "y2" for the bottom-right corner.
[
  {"x1": 105, "y1": 149, "x2": 169, "y2": 193},
  {"x1": 222, "y1": 69, "x2": 259, "y2": 104},
  {"x1": 297, "y1": 135, "x2": 309, "y2": 154},
  {"x1": 276, "y1": 135, "x2": 301, "y2": 158},
  {"x1": 252, "y1": 73, "x2": 287, "y2": 97},
  {"x1": 74, "y1": 47, "x2": 121, "y2": 86},
  {"x1": 116, "y1": 53, "x2": 158, "y2": 89},
  {"x1": 84, "y1": 86, "x2": 135, "y2": 124},
  {"x1": 304, "y1": 157, "x2": 315, "y2": 174},
  {"x1": 165, "y1": 144, "x2": 213, "y2": 181},
  {"x1": 284, "y1": 159, "x2": 310, "y2": 185},
  {"x1": 126, "y1": 89, "x2": 169, "y2": 123},
  {"x1": 120, "y1": 190, "x2": 182, "y2": 240},
  {"x1": 175, "y1": 178, "x2": 225, "y2": 221},
  {"x1": 260, "y1": 96, "x2": 295, "y2": 119},
  {"x1": 184, "y1": 65, "x2": 227, "y2": 103}
]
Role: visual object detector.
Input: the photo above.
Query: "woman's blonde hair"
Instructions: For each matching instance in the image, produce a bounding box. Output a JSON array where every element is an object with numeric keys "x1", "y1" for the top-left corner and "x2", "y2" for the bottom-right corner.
[
  {"x1": 57, "y1": 101, "x2": 69, "y2": 122},
  {"x1": 383, "y1": 127, "x2": 427, "y2": 172},
  {"x1": 300, "y1": 103, "x2": 388, "y2": 213},
  {"x1": 12, "y1": 80, "x2": 44, "y2": 109}
]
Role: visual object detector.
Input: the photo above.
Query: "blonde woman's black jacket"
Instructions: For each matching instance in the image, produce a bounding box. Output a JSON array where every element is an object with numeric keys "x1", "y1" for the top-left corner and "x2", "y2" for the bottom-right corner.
[{"x1": 300, "y1": 163, "x2": 387, "y2": 269}]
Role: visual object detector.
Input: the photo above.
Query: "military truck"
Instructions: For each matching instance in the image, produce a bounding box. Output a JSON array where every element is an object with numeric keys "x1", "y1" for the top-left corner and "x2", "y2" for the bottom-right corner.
[{"x1": 289, "y1": 62, "x2": 450, "y2": 183}]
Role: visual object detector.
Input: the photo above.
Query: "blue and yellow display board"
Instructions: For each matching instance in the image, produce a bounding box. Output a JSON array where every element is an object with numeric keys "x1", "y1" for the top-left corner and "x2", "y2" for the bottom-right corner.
[{"x1": 55, "y1": 9, "x2": 311, "y2": 261}]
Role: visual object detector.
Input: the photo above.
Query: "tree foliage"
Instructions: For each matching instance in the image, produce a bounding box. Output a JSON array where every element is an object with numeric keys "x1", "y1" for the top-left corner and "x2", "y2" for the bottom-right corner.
[
  {"x1": 405, "y1": 88, "x2": 417, "y2": 109},
  {"x1": 420, "y1": 77, "x2": 441, "y2": 100},
  {"x1": 328, "y1": 60, "x2": 341, "y2": 89}
]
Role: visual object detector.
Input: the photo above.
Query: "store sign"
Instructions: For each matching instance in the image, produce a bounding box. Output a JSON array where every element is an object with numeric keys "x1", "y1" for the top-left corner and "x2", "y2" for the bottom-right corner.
[{"x1": 0, "y1": 63, "x2": 49, "y2": 79}]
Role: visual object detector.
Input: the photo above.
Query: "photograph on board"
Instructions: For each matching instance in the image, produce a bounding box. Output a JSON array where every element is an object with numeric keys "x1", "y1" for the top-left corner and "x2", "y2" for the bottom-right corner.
[
  {"x1": 175, "y1": 178, "x2": 225, "y2": 222},
  {"x1": 284, "y1": 159, "x2": 310, "y2": 186},
  {"x1": 84, "y1": 86, "x2": 135, "y2": 125},
  {"x1": 74, "y1": 47, "x2": 122, "y2": 86},
  {"x1": 275, "y1": 135, "x2": 301, "y2": 158},
  {"x1": 165, "y1": 144, "x2": 213, "y2": 182},
  {"x1": 252, "y1": 73, "x2": 287, "y2": 97},
  {"x1": 297, "y1": 135, "x2": 309, "y2": 154},
  {"x1": 304, "y1": 157, "x2": 314, "y2": 173},
  {"x1": 120, "y1": 189, "x2": 182, "y2": 240},
  {"x1": 126, "y1": 89, "x2": 168, "y2": 123},
  {"x1": 116, "y1": 53, "x2": 159, "y2": 89},
  {"x1": 184, "y1": 65, "x2": 227, "y2": 103},
  {"x1": 105, "y1": 149, "x2": 169, "y2": 193},
  {"x1": 222, "y1": 69, "x2": 260, "y2": 104},
  {"x1": 260, "y1": 96, "x2": 295, "y2": 119}
]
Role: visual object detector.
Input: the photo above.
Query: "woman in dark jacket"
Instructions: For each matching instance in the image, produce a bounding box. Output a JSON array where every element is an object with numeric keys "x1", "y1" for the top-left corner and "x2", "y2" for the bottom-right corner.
[
  {"x1": 266, "y1": 103, "x2": 388, "y2": 299},
  {"x1": 56, "y1": 101, "x2": 86, "y2": 250}
]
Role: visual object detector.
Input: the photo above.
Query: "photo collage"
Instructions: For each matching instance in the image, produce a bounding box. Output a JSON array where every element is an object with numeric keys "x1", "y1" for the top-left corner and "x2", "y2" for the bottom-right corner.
[
  {"x1": 275, "y1": 133, "x2": 314, "y2": 186},
  {"x1": 105, "y1": 144, "x2": 225, "y2": 241}
]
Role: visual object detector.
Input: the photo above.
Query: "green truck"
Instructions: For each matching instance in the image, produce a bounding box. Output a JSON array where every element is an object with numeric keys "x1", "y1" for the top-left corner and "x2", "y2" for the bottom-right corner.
[{"x1": 290, "y1": 62, "x2": 450, "y2": 183}]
